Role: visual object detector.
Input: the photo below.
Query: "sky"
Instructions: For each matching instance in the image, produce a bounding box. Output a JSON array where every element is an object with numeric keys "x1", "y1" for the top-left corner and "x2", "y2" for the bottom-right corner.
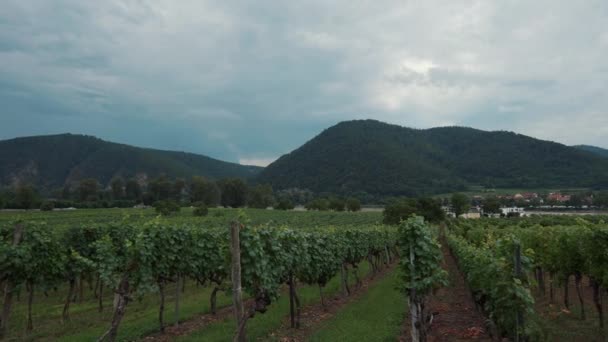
[{"x1": 2, "y1": 1, "x2": 608, "y2": 166}]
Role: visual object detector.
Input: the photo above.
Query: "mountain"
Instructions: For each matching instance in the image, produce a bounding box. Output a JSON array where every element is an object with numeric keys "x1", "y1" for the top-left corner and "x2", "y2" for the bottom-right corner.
[
  {"x1": 257, "y1": 120, "x2": 608, "y2": 197},
  {"x1": 0, "y1": 133, "x2": 262, "y2": 191},
  {"x1": 574, "y1": 145, "x2": 608, "y2": 158}
]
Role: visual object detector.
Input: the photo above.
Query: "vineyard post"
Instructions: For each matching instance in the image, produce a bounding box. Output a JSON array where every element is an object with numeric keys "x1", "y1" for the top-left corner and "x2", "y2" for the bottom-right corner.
[
  {"x1": 0, "y1": 223, "x2": 24, "y2": 339},
  {"x1": 409, "y1": 243, "x2": 420, "y2": 342},
  {"x1": 514, "y1": 243, "x2": 524, "y2": 342},
  {"x1": 230, "y1": 221, "x2": 246, "y2": 342},
  {"x1": 174, "y1": 275, "x2": 180, "y2": 327}
]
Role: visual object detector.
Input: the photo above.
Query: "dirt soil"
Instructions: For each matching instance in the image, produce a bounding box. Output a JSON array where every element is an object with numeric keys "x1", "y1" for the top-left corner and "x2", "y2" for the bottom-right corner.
[
  {"x1": 270, "y1": 262, "x2": 397, "y2": 342},
  {"x1": 400, "y1": 242, "x2": 492, "y2": 342}
]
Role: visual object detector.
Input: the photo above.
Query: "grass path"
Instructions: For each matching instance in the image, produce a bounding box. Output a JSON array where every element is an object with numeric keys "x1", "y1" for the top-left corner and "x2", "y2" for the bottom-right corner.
[
  {"x1": 307, "y1": 268, "x2": 405, "y2": 341},
  {"x1": 174, "y1": 262, "x2": 372, "y2": 342}
]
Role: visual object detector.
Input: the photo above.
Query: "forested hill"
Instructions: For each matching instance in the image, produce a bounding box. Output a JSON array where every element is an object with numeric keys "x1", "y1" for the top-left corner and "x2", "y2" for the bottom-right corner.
[
  {"x1": 574, "y1": 145, "x2": 608, "y2": 158},
  {"x1": 257, "y1": 120, "x2": 608, "y2": 197},
  {"x1": 0, "y1": 134, "x2": 261, "y2": 191}
]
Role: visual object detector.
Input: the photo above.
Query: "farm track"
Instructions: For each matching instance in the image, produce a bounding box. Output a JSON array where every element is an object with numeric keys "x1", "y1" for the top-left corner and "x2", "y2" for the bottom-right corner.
[
  {"x1": 268, "y1": 261, "x2": 398, "y2": 341},
  {"x1": 400, "y1": 242, "x2": 491, "y2": 341}
]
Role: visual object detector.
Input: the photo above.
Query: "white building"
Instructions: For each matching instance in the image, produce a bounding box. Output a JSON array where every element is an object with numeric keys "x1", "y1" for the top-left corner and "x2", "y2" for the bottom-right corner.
[{"x1": 500, "y1": 207, "x2": 525, "y2": 216}]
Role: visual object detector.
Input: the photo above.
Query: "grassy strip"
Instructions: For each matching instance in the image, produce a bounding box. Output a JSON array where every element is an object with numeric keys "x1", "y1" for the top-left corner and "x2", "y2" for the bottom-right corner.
[
  {"x1": 308, "y1": 268, "x2": 405, "y2": 342},
  {"x1": 177, "y1": 262, "x2": 372, "y2": 342},
  {"x1": 4, "y1": 280, "x2": 231, "y2": 341},
  {"x1": 56, "y1": 284, "x2": 233, "y2": 342}
]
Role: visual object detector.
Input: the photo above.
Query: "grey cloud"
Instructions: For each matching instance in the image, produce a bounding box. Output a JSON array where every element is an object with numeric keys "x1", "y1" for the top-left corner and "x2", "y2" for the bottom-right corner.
[{"x1": 1, "y1": 0, "x2": 608, "y2": 163}]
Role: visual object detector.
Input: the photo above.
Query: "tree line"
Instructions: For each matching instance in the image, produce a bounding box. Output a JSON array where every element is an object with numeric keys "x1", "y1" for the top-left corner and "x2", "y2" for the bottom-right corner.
[{"x1": 0, "y1": 176, "x2": 364, "y2": 213}]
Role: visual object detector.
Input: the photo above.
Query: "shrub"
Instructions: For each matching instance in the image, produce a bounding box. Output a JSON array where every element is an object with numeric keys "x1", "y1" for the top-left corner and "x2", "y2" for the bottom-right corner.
[
  {"x1": 305, "y1": 198, "x2": 330, "y2": 211},
  {"x1": 328, "y1": 197, "x2": 346, "y2": 211},
  {"x1": 40, "y1": 201, "x2": 55, "y2": 211},
  {"x1": 193, "y1": 202, "x2": 209, "y2": 216},
  {"x1": 154, "y1": 200, "x2": 181, "y2": 216},
  {"x1": 346, "y1": 198, "x2": 361, "y2": 212},
  {"x1": 275, "y1": 198, "x2": 294, "y2": 210}
]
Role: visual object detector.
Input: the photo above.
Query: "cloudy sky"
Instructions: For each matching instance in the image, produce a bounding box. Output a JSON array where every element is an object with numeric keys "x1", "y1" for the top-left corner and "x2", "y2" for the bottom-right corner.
[{"x1": 2, "y1": 1, "x2": 608, "y2": 166}]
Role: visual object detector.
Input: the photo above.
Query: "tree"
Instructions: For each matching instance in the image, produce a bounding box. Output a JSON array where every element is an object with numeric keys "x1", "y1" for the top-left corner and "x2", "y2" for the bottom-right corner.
[
  {"x1": 328, "y1": 197, "x2": 346, "y2": 211},
  {"x1": 125, "y1": 179, "x2": 142, "y2": 201},
  {"x1": 78, "y1": 178, "x2": 99, "y2": 202},
  {"x1": 148, "y1": 175, "x2": 171, "y2": 201},
  {"x1": 217, "y1": 178, "x2": 248, "y2": 208},
  {"x1": 247, "y1": 184, "x2": 275, "y2": 209},
  {"x1": 305, "y1": 198, "x2": 330, "y2": 211},
  {"x1": 110, "y1": 177, "x2": 124, "y2": 200},
  {"x1": 154, "y1": 200, "x2": 181, "y2": 216},
  {"x1": 189, "y1": 176, "x2": 221, "y2": 206},
  {"x1": 416, "y1": 197, "x2": 445, "y2": 222},
  {"x1": 482, "y1": 197, "x2": 501, "y2": 214},
  {"x1": 383, "y1": 198, "x2": 444, "y2": 224},
  {"x1": 14, "y1": 183, "x2": 40, "y2": 209},
  {"x1": 451, "y1": 193, "x2": 470, "y2": 217},
  {"x1": 383, "y1": 199, "x2": 418, "y2": 225},
  {"x1": 40, "y1": 201, "x2": 55, "y2": 211},
  {"x1": 346, "y1": 198, "x2": 361, "y2": 212},
  {"x1": 193, "y1": 203, "x2": 209, "y2": 216},
  {"x1": 61, "y1": 184, "x2": 71, "y2": 199},
  {"x1": 594, "y1": 191, "x2": 608, "y2": 208},
  {"x1": 171, "y1": 178, "x2": 186, "y2": 201},
  {"x1": 275, "y1": 198, "x2": 294, "y2": 210}
]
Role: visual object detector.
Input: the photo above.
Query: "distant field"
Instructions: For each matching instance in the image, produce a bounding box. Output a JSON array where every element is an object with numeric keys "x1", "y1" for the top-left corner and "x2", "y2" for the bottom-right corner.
[{"x1": 0, "y1": 206, "x2": 383, "y2": 229}]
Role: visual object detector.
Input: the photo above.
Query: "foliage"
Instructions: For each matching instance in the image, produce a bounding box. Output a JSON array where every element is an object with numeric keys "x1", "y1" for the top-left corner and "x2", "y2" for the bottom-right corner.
[
  {"x1": 189, "y1": 176, "x2": 220, "y2": 206},
  {"x1": 275, "y1": 198, "x2": 294, "y2": 210},
  {"x1": 247, "y1": 184, "x2": 275, "y2": 209},
  {"x1": 125, "y1": 178, "x2": 142, "y2": 201},
  {"x1": 110, "y1": 177, "x2": 124, "y2": 199},
  {"x1": 305, "y1": 198, "x2": 330, "y2": 211},
  {"x1": 14, "y1": 183, "x2": 40, "y2": 209},
  {"x1": 346, "y1": 197, "x2": 361, "y2": 212},
  {"x1": 217, "y1": 178, "x2": 248, "y2": 208},
  {"x1": 328, "y1": 197, "x2": 346, "y2": 211},
  {"x1": 450, "y1": 193, "x2": 470, "y2": 217},
  {"x1": 192, "y1": 203, "x2": 209, "y2": 216},
  {"x1": 40, "y1": 201, "x2": 55, "y2": 211},
  {"x1": 153, "y1": 200, "x2": 181, "y2": 216},
  {"x1": 383, "y1": 197, "x2": 444, "y2": 224},
  {"x1": 0, "y1": 133, "x2": 262, "y2": 194},
  {"x1": 78, "y1": 178, "x2": 99, "y2": 202},
  {"x1": 256, "y1": 119, "x2": 608, "y2": 197},
  {"x1": 482, "y1": 197, "x2": 501, "y2": 214}
]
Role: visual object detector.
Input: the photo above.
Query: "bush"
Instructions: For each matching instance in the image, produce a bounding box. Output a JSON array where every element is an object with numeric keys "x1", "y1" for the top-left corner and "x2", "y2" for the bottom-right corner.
[
  {"x1": 154, "y1": 200, "x2": 181, "y2": 216},
  {"x1": 328, "y1": 197, "x2": 346, "y2": 211},
  {"x1": 193, "y1": 202, "x2": 209, "y2": 216},
  {"x1": 346, "y1": 198, "x2": 361, "y2": 212},
  {"x1": 275, "y1": 198, "x2": 294, "y2": 210},
  {"x1": 40, "y1": 201, "x2": 55, "y2": 211},
  {"x1": 305, "y1": 198, "x2": 330, "y2": 211},
  {"x1": 383, "y1": 199, "x2": 417, "y2": 225}
]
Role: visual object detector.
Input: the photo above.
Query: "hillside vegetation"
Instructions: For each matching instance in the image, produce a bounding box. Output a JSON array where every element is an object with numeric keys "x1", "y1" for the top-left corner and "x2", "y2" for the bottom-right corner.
[
  {"x1": 574, "y1": 144, "x2": 608, "y2": 158},
  {"x1": 0, "y1": 134, "x2": 261, "y2": 191},
  {"x1": 257, "y1": 120, "x2": 608, "y2": 197}
]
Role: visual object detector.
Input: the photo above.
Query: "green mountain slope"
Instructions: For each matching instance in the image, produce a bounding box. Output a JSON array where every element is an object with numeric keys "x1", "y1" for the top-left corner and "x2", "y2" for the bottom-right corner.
[
  {"x1": 574, "y1": 145, "x2": 608, "y2": 158},
  {"x1": 0, "y1": 134, "x2": 261, "y2": 191},
  {"x1": 257, "y1": 120, "x2": 608, "y2": 196}
]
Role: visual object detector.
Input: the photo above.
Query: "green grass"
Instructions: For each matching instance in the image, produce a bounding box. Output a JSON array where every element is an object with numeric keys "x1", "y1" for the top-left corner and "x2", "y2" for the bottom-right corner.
[
  {"x1": 4, "y1": 280, "x2": 232, "y2": 341},
  {"x1": 308, "y1": 268, "x2": 405, "y2": 342},
  {"x1": 0, "y1": 207, "x2": 383, "y2": 229},
  {"x1": 177, "y1": 262, "x2": 372, "y2": 342}
]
